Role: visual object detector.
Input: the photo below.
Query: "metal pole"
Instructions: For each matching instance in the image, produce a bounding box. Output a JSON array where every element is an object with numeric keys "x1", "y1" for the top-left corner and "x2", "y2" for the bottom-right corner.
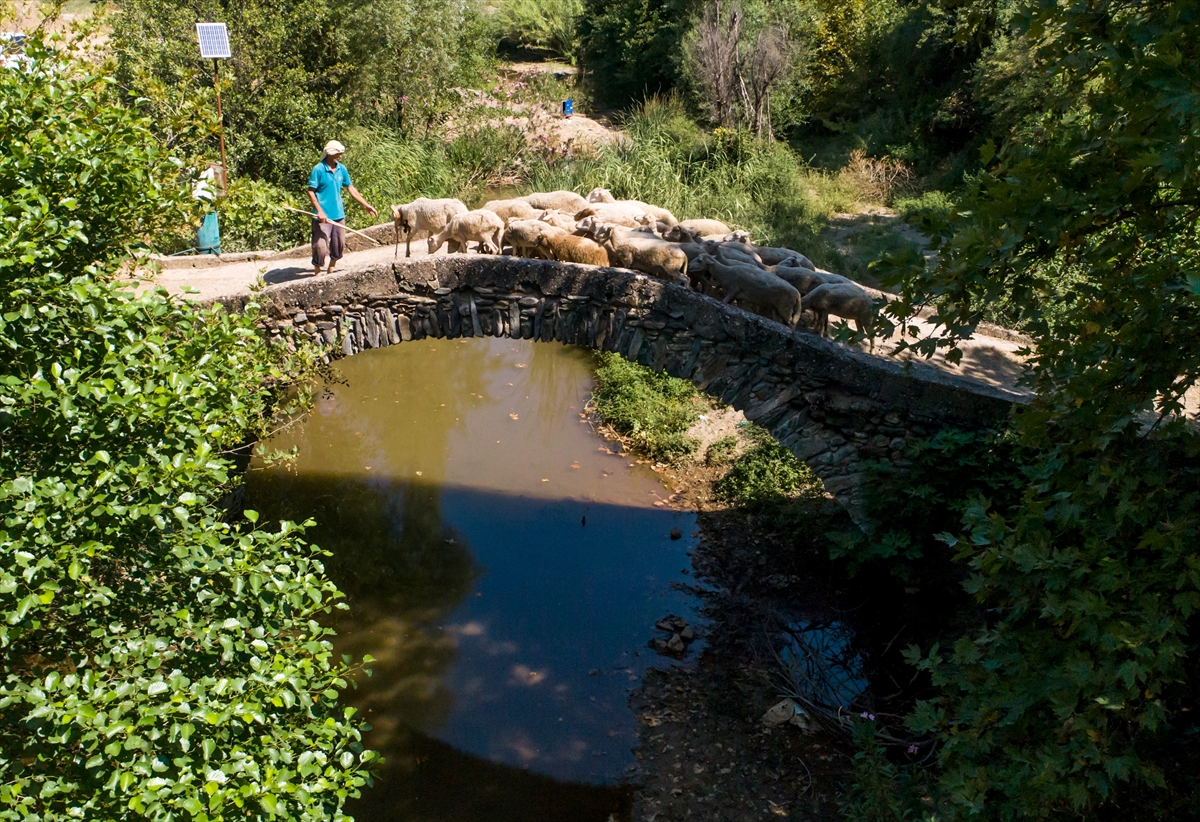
[{"x1": 213, "y1": 58, "x2": 229, "y2": 189}]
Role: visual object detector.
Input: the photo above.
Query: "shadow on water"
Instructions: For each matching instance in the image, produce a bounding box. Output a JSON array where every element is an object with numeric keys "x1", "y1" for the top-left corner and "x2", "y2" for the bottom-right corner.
[
  {"x1": 244, "y1": 338, "x2": 701, "y2": 820},
  {"x1": 354, "y1": 730, "x2": 632, "y2": 822}
]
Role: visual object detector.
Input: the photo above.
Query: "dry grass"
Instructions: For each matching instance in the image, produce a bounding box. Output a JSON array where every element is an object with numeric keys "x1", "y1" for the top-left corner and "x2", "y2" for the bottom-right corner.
[{"x1": 840, "y1": 149, "x2": 917, "y2": 205}]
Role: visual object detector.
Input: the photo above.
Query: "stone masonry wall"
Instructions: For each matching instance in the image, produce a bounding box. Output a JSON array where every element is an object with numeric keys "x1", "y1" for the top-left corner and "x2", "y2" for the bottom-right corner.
[{"x1": 224, "y1": 255, "x2": 1026, "y2": 527}]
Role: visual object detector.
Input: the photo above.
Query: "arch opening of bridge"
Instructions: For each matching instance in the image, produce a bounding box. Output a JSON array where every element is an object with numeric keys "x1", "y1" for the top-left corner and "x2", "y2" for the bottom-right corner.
[{"x1": 229, "y1": 255, "x2": 1023, "y2": 527}]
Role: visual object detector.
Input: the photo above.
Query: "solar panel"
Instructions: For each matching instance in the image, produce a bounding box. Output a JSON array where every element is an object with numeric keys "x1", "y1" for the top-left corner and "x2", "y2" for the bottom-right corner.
[{"x1": 196, "y1": 23, "x2": 230, "y2": 59}]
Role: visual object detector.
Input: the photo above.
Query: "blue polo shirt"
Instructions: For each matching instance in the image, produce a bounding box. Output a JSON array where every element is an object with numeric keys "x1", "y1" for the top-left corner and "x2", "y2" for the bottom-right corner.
[{"x1": 307, "y1": 160, "x2": 352, "y2": 221}]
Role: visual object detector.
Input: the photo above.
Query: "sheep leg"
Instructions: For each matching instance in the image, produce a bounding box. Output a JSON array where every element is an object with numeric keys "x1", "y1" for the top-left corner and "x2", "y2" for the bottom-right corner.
[{"x1": 405, "y1": 229, "x2": 412, "y2": 259}]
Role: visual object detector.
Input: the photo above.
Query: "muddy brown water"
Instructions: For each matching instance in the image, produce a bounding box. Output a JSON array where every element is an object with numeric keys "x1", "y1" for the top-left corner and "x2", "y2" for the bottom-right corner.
[{"x1": 245, "y1": 337, "x2": 699, "y2": 821}]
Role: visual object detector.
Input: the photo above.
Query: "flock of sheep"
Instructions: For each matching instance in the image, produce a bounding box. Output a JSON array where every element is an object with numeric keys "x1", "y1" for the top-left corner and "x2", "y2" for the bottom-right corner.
[{"x1": 389, "y1": 189, "x2": 876, "y2": 339}]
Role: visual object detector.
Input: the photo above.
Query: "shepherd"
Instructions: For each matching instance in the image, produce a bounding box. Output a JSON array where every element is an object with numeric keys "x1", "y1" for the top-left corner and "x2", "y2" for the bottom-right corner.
[{"x1": 307, "y1": 139, "x2": 377, "y2": 276}]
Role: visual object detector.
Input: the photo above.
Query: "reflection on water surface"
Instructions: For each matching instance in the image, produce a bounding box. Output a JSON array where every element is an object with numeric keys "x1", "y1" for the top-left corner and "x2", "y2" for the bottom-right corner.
[{"x1": 246, "y1": 338, "x2": 699, "y2": 821}]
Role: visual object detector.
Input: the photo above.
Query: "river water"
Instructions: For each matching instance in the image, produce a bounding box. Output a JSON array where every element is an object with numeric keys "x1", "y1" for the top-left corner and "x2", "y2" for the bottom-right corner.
[{"x1": 245, "y1": 337, "x2": 699, "y2": 821}]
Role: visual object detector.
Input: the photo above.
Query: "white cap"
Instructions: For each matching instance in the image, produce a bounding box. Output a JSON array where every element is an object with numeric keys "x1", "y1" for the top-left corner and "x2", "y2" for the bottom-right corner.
[{"x1": 323, "y1": 139, "x2": 346, "y2": 157}]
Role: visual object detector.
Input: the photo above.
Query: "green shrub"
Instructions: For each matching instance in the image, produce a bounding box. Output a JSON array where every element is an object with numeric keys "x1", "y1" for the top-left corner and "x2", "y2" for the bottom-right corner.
[
  {"x1": 839, "y1": 716, "x2": 932, "y2": 822},
  {"x1": 590, "y1": 352, "x2": 702, "y2": 463},
  {"x1": 828, "y1": 428, "x2": 1025, "y2": 581},
  {"x1": 714, "y1": 424, "x2": 824, "y2": 508},
  {"x1": 893, "y1": 190, "x2": 956, "y2": 226},
  {"x1": 217, "y1": 177, "x2": 310, "y2": 252},
  {"x1": 0, "y1": 37, "x2": 373, "y2": 820},
  {"x1": 705, "y1": 435, "x2": 738, "y2": 466}
]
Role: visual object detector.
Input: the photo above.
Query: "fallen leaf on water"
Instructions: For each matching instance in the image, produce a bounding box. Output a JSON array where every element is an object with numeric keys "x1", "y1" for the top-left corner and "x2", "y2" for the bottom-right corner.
[
  {"x1": 541, "y1": 478, "x2": 549, "y2": 483},
  {"x1": 515, "y1": 363, "x2": 527, "y2": 368},
  {"x1": 415, "y1": 471, "x2": 423, "y2": 476},
  {"x1": 509, "y1": 413, "x2": 519, "y2": 420}
]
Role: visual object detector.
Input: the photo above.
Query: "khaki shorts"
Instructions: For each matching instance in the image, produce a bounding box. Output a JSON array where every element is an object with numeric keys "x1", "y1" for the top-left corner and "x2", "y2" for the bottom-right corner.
[{"x1": 311, "y1": 219, "x2": 345, "y2": 268}]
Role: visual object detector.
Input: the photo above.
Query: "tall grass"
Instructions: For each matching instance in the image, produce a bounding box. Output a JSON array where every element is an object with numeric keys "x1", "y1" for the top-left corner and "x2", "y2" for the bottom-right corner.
[
  {"x1": 590, "y1": 351, "x2": 703, "y2": 463},
  {"x1": 492, "y1": 0, "x2": 581, "y2": 60},
  {"x1": 529, "y1": 97, "x2": 854, "y2": 263},
  {"x1": 340, "y1": 126, "x2": 456, "y2": 227}
]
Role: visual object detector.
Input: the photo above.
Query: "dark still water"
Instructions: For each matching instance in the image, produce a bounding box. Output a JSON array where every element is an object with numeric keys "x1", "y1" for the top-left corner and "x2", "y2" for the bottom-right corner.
[{"x1": 245, "y1": 337, "x2": 698, "y2": 821}]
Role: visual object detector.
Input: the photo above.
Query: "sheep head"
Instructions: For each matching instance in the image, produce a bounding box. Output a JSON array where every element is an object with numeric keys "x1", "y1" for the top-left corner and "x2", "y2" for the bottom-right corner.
[
  {"x1": 390, "y1": 203, "x2": 409, "y2": 231},
  {"x1": 586, "y1": 187, "x2": 615, "y2": 203}
]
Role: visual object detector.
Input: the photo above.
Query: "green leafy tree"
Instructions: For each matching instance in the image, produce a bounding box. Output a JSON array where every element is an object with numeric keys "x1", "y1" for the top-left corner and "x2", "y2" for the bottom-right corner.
[
  {"x1": 577, "y1": 0, "x2": 701, "y2": 108},
  {"x1": 874, "y1": 0, "x2": 1200, "y2": 817},
  {"x1": 112, "y1": 0, "x2": 357, "y2": 183},
  {"x1": 0, "y1": 36, "x2": 374, "y2": 820},
  {"x1": 111, "y1": 0, "x2": 492, "y2": 182}
]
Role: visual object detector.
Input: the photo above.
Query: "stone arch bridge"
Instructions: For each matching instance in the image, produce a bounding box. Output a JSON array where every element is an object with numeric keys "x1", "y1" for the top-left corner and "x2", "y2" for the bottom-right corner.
[{"x1": 224, "y1": 256, "x2": 1026, "y2": 526}]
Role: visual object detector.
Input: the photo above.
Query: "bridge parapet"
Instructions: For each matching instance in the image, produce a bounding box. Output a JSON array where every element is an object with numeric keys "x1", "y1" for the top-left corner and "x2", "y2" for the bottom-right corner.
[{"x1": 226, "y1": 255, "x2": 1024, "y2": 526}]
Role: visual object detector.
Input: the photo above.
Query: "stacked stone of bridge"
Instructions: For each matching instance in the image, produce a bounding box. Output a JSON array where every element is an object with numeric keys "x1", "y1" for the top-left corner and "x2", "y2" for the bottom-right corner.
[{"x1": 226, "y1": 255, "x2": 1022, "y2": 526}]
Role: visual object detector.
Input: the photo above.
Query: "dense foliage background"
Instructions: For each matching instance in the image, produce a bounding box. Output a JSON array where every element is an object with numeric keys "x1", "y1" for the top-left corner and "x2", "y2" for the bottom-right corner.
[
  {"x1": 0, "y1": 36, "x2": 374, "y2": 820},
  {"x1": 5, "y1": 0, "x2": 1199, "y2": 818}
]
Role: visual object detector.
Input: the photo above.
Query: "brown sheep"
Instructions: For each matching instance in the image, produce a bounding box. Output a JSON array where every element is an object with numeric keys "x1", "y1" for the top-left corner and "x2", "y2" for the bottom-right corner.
[
  {"x1": 594, "y1": 224, "x2": 689, "y2": 286},
  {"x1": 534, "y1": 233, "x2": 610, "y2": 266}
]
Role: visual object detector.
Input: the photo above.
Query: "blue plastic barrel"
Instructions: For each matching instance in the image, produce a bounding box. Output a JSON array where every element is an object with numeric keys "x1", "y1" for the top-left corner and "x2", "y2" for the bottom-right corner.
[
  {"x1": 197, "y1": 211, "x2": 221, "y2": 255},
  {"x1": 563, "y1": 99, "x2": 573, "y2": 117}
]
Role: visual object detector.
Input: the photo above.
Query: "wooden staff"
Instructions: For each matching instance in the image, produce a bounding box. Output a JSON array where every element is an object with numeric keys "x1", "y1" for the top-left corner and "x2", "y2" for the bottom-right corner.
[{"x1": 279, "y1": 204, "x2": 382, "y2": 246}]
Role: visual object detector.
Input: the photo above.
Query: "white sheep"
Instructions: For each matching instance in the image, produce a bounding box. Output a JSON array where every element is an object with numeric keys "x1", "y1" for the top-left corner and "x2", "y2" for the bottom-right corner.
[
  {"x1": 574, "y1": 204, "x2": 647, "y2": 229},
  {"x1": 503, "y1": 218, "x2": 567, "y2": 258},
  {"x1": 585, "y1": 187, "x2": 677, "y2": 225},
  {"x1": 520, "y1": 190, "x2": 590, "y2": 213},
  {"x1": 390, "y1": 197, "x2": 467, "y2": 258},
  {"x1": 773, "y1": 263, "x2": 851, "y2": 295},
  {"x1": 723, "y1": 230, "x2": 752, "y2": 244},
  {"x1": 692, "y1": 254, "x2": 802, "y2": 327},
  {"x1": 677, "y1": 218, "x2": 732, "y2": 238},
  {"x1": 756, "y1": 246, "x2": 816, "y2": 269},
  {"x1": 427, "y1": 209, "x2": 504, "y2": 255},
  {"x1": 717, "y1": 240, "x2": 763, "y2": 264},
  {"x1": 594, "y1": 224, "x2": 689, "y2": 286},
  {"x1": 801, "y1": 281, "x2": 876, "y2": 341},
  {"x1": 482, "y1": 198, "x2": 540, "y2": 223},
  {"x1": 537, "y1": 209, "x2": 579, "y2": 232}
]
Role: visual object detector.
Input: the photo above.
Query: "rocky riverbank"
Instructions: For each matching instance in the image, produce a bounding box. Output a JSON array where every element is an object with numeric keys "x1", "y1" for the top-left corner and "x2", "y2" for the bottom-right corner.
[{"x1": 587, "y1": 405, "x2": 861, "y2": 821}]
